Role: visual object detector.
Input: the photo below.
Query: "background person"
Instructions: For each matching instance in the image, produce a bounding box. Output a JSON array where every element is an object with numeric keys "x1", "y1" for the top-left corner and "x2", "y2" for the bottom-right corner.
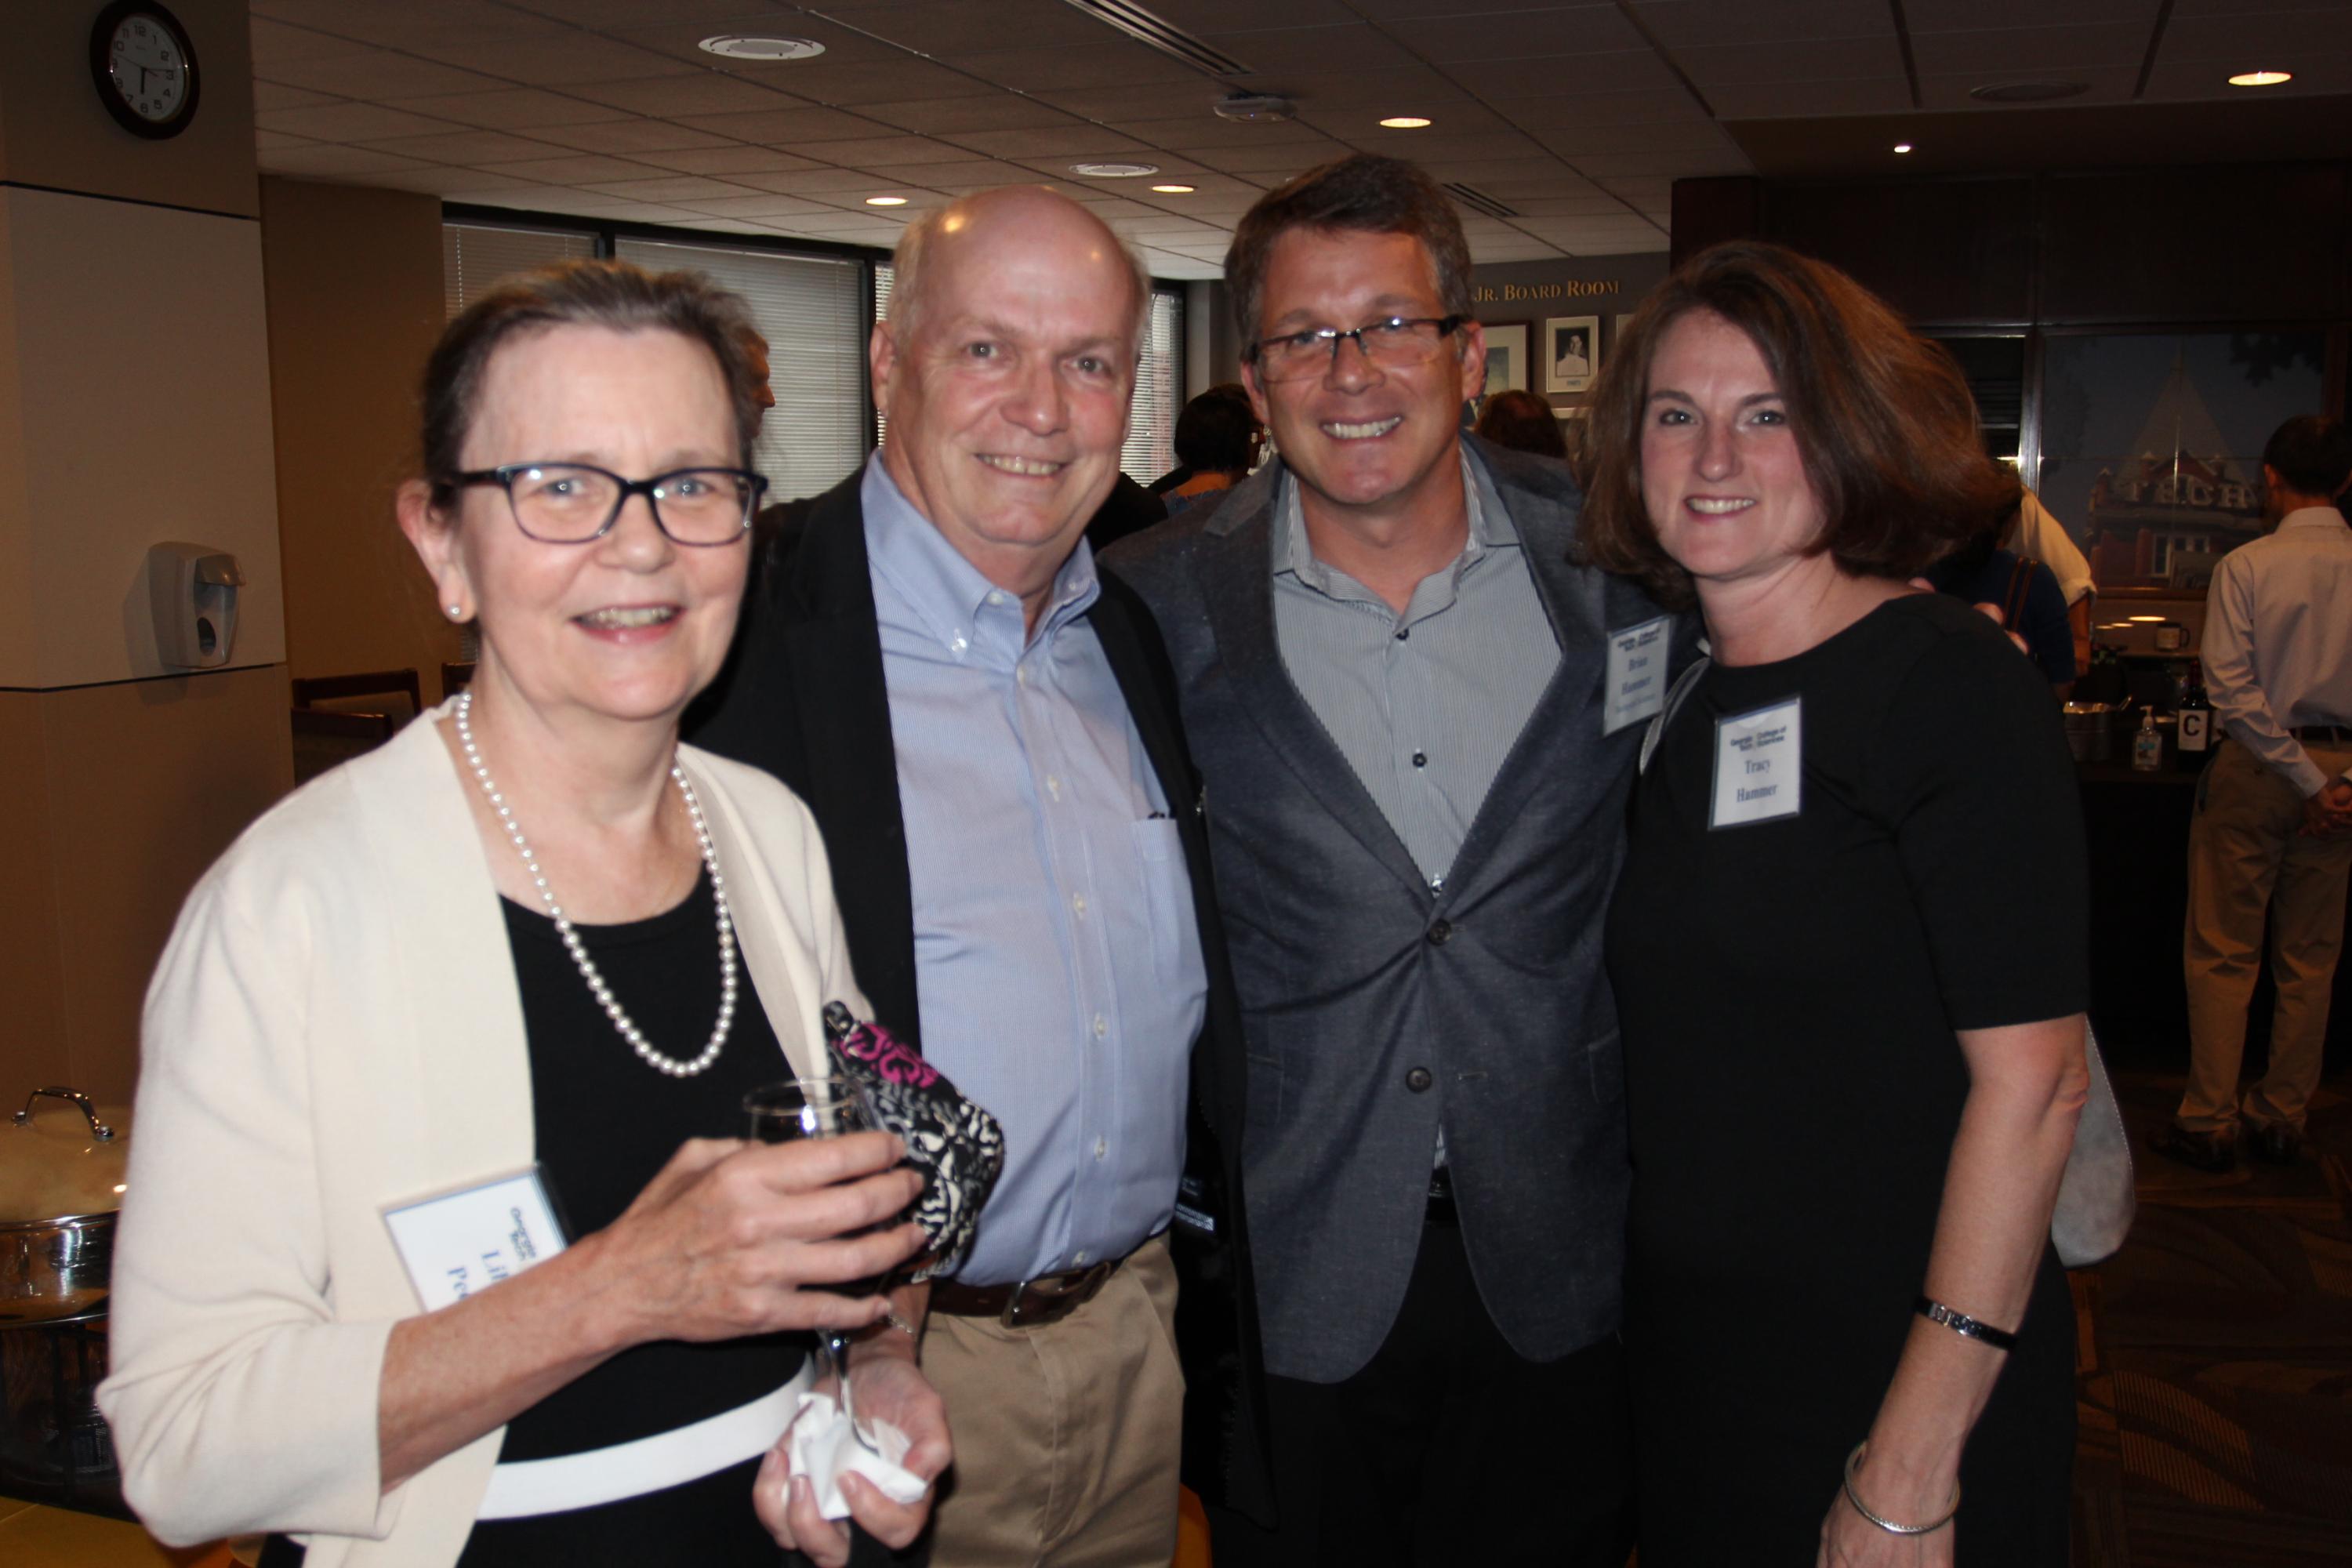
[
  {"x1": 1472, "y1": 387, "x2": 1570, "y2": 460},
  {"x1": 1581, "y1": 241, "x2": 2089, "y2": 1566},
  {"x1": 2154, "y1": 415, "x2": 2352, "y2": 1173},
  {"x1": 1925, "y1": 497, "x2": 2077, "y2": 692},
  {"x1": 691, "y1": 186, "x2": 1269, "y2": 1567},
  {"x1": 1151, "y1": 383, "x2": 1267, "y2": 517},
  {"x1": 99, "y1": 263, "x2": 944, "y2": 1568}
]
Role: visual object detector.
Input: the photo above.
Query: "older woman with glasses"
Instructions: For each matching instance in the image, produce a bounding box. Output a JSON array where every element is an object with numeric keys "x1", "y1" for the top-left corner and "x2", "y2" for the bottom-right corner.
[{"x1": 100, "y1": 262, "x2": 947, "y2": 1568}]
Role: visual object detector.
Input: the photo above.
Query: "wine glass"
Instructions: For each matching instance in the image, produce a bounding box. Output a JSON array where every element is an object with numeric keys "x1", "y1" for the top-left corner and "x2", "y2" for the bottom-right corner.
[{"x1": 743, "y1": 1076, "x2": 888, "y2": 1450}]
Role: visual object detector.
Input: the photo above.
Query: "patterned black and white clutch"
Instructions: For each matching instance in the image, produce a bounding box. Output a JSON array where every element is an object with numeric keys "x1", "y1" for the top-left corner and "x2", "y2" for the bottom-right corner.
[{"x1": 821, "y1": 1001, "x2": 1004, "y2": 1282}]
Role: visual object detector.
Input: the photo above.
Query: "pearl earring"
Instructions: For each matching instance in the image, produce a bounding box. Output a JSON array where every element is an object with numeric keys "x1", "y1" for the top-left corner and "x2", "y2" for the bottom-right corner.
[{"x1": 447, "y1": 604, "x2": 465, "y2": 619}]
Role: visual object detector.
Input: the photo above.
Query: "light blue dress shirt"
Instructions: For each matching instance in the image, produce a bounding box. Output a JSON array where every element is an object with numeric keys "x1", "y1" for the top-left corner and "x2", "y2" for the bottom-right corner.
[{"x1": 862, "y1": 457, "x2": 1207, "y2": 1286}]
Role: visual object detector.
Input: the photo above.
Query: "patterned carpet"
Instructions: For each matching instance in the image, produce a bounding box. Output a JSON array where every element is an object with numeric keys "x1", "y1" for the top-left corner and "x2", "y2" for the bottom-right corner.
[{"x1": 2073, "y1": 1069, "x2": 2352, "y2": 1566}]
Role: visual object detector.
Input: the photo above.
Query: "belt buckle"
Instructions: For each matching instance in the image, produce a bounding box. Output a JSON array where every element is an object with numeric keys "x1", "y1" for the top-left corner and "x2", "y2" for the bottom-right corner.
[{"x1": 1000, "y1": 1279, "x2": 1039, "y2": 1330}]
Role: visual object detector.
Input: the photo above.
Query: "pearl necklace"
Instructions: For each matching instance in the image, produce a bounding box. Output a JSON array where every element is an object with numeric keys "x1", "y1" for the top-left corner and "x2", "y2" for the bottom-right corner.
[{"x1": 454, "y1": 691, "x2": 738, "y2": 1077}]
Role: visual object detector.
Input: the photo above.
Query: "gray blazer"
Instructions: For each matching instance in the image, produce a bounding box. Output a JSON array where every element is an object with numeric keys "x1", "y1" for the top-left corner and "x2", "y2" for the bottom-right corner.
[{"x1": 1103, "y1": 435, "x2": 1682, "y2": 1382}]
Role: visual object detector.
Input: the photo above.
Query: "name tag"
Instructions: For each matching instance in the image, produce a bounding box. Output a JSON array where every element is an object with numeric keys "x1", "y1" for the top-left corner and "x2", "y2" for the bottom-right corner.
[
  {"x1": 383, "y1": 1167, "x2": 568, "y2": 1312},
  {"x1": 1711, "y1": 698, "x2": 1802, "y2": 829},
  {"x1": 1602, "y1": 616, "x2": 1672, "y2": 735}
]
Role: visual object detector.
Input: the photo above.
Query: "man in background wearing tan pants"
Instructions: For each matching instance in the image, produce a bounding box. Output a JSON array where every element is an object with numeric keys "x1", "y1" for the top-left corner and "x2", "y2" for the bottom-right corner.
[{"x1": 2157, "y1": 415, "x2": 2352, "y2": 1173}]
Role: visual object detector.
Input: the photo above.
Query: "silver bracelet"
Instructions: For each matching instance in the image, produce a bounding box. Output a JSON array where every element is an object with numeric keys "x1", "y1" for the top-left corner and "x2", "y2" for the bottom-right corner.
[
  {"x1": 881, "y1": 1308, "x2": 920, "y2": 1338},
  {"x1": 1842, "y1": 1443, "x2": 1959, "y2": 1536}
]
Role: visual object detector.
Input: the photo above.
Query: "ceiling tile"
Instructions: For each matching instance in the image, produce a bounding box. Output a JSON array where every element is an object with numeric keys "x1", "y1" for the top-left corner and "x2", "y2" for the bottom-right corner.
[
  {"x1": 498, "y1": 1, "x2": 789, "y2": 26},
  {"x1": 1194, "y1": 24, "x2": 1427, "y2": 74},
  {"x1": 254, "y1": 101, "x2": 470, "y2": 140},
  {"x1": 1673, "y1": 37, "x2": 1907, "y2": 85},
  {"x1": 356, "y1": 129, "x2": 579, "y2": 164},
  {"x1": 2165, "y1": 9, "x2": 2352, "y2": 58},
  {"x1": 380, "y1": 89, "x2": 630, "y2": 129},
  {"x1": 1629, "y1": 0, "x2": 1897, "y2": 47},
  {"x1": 434, "y1": 181, "x2": 611, "y2": 209},
  {"x1": 253, "y1": 129, "x2": 315, "y2": 153},
  {"x1": 1338, "y1": 131, "x2": 1549, "y2": 164},
  {"x1": 1914, "y1": 65, "x2": 2141, "y2": 110},
  {"x1": 252, "y1": 49, "x2": 510, "y2": 100},
  {"x1": 728, "y1": 168, "x2": 908, "y2": 195},
  {"x1": 950, "y1": 126, "x2": 1159, "y2": 158},
  {"x1": 1904, "y1": 1, "x2": 2161, "y2": 27},
  {"x1": 259, "y1": 144, "x2": 434, "y2": 176},
  {"x1": 1034, "y1": 84, "x2": 1227, "y2": 122},
  {"x1": 582, "y1": 203, "x2": 713, "y2": 223},
  {"x1": 347, "y1": 165, "x2": 515, "y2": 196},
  {"x1": 561, "y1": 74, "x2": 803, "y2": 117},
  {"x1": 1172, "y1": 137, "x2": 1351, "y2": 173},
  {"x1": 249, "y1": 20, "x2": 361, "y2": 65},
  {"x1": 1377, "y1": 6, "x2": 1650, "y2": 62},
  {"x1": 252, "y1": 81, "x2": 342, "y2": 113},
  {"x1": 947, "y1": 42, "x2": 1207, "y2": 93},
  {"x1": 630, "y1": 145, "x2": 831, "y2": 176},
  {"x1": 474, "y1": 154, "x2": 675, "y2": 185},
  {"x1": 1911, "y1": 23, "x2": 2153, "y2": 74},
  {"x1": 2140, "y1": 50, "x2": 2352, "y2": 101},
  {"x1": 668, "y1": 193, "x2": 844, "y2": 220},
  {"x1": 598, "y1": 15, "x2": 910, "y2": 71},
  {"x1": 514, "y1": 118, "x2": 745, "y2": 154},
  {"x1": 1557, "y1": 238, "x2": 1668, "y2": 255},
  {"x1": 855, "y1": 96, "x2": 1091, "y2": 136},
  {"x1": 844, "y1": 1, "x2": 1123, "y2": 56},
  {"x1": 857, "y1": 158, "x2": 1041, "y2": 187},
  {"x1": 690, "y1": 219, "x2": 778, "y2": 236},
  {"x1": 757, "y1": 59, "x2": 1007, "y2": 107},
  {"x1": 1506, "y1": 194, "x2": 1651, "y2": 217},
  {"x1": 1570, "y1": 149, "x2": 1750, "y2": 177},
  {"x1": 252, "y1": 0, "x2": 543, "y2": 44},
  {"x1": 786, "y1": 135, "x2": 975, "y2": 166},
  {"x1": 1136, "y1": 0, "x2": 1363, "y2": 28},
  {"x1": 1707, "y1": 77, "x2": 1915, "y2": 116},
  {"x1": 1497, "y1": 89, "x2": 1712, "y2": 129},
  {"x1": 399, "y1": 31, "x2": 695, "y2": 86},
  {"x1": 1534, "y1": 119, "x2": 1740, "y2": 156},
  {"x1": 672, "y1": 106, "x2": 898, "y2": 143}
]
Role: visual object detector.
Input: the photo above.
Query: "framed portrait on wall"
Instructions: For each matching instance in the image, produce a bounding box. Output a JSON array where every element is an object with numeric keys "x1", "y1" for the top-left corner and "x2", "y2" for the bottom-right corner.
[
  {"x1": 1480, "y1": 321, "x2": 1530, "y2": 397},
  {"x1": 1544, "y1": 315, "x2": 1599, "y2": 394}
]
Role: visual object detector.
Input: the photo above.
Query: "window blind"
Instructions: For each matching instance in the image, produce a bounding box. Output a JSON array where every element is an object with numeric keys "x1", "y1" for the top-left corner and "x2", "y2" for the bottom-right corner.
[
  {"x1": 872, "y1": 266, "x2": 1186, "y2": 484},
  {"x1": 441, "y1": 223, "x2": 595, "y2": 319},
  {"x1": 618, "y1": 238, "x2": 868, "y2": 505}
]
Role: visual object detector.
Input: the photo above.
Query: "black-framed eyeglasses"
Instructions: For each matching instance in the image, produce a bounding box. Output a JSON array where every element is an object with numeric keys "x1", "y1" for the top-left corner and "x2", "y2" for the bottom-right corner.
[
  {"x1": 453, "y1": 463, "x2": 767, "y2": 546},
  {"x1": 1247, "y1": 314, "x2": 1468, "y2": 384}
]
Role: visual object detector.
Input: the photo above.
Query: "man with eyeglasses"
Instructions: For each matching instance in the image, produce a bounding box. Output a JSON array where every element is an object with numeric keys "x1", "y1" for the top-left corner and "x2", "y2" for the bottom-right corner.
[
  {"x1": 691, "y1": 187, "x2": 1268, "y2": 1566},
  {"x1": 1104, "y1": 154, "x2": 1677, "y2": 1566}
]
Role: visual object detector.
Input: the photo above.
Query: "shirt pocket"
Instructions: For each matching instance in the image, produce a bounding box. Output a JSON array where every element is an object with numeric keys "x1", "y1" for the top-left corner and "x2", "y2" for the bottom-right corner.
[{"x1": 1130, "y1": 817, "x2": 1204, "y2": 991}]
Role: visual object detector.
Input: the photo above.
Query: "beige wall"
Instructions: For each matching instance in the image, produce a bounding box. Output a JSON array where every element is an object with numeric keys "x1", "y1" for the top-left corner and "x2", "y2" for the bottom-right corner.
[
  {"x1": 0, "y1": 0, "x2": 259, "y2": 219},
  {"x1": 0, "y1": 690, "x2": 67, "y2": 1090},
  {"x1": 260, "y1": 176, "x2": 463, "y2": 696}
]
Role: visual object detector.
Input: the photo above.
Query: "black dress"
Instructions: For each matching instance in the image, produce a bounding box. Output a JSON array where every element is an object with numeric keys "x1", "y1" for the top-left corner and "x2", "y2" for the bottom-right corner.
[{"x1": 1605, "y1": 594, "x2": 2084, "y2": 1566}]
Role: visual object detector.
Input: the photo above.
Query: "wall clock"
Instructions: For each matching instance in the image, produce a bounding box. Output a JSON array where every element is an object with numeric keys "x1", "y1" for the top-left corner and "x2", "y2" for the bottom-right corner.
[{"x1": 89, "y1": 1, "x2": 201, "y2": 140}]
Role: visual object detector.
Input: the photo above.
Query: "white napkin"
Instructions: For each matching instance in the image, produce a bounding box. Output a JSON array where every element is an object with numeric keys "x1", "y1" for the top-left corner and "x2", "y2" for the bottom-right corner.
[{"x1": 784, "y1": 1391, "x2": 929, "y2": 1521}]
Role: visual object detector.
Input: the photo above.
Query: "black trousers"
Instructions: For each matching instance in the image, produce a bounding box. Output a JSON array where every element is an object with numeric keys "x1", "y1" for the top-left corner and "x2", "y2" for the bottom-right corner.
[{"x1": 1207, "y1": 1217, "x2": 1634, "y2": 1568}]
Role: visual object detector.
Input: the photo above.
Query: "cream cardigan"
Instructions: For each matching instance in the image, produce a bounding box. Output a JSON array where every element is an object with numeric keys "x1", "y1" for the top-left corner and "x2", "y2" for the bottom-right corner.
[{"x1": 98, "y1": 703, "x2": 868, "y2": 1565}]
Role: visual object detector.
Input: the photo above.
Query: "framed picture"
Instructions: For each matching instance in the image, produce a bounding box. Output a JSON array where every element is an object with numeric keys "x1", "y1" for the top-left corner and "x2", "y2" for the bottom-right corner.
[
  {"x1": 1480, "y1": 321, "x2": 1529, "y2": 397},
  {"x1": 1544, "y1": 314, "x2": 1599, "y2": 394}
]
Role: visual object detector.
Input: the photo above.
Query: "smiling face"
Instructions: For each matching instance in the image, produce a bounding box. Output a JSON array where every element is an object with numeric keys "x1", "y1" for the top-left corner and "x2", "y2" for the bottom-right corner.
[
  {"x1": 1639, "y1": 308, "x2": 1829, "y2": 595},
  {"x1": 1243, "y1": 226, "x2": 1483, "y2": 535},
  {"x1": 403, "y1": 323, "x2": 749, "y2": 730},
  {"x1": 873, "y1": 191, "x2": 1140, "y2": 604}
]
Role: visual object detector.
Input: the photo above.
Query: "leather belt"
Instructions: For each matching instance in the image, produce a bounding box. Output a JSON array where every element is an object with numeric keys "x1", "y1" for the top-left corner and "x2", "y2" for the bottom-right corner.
[
  {"x1": 1425, "y1": 1165, "x2": 1458, "y2": 1226},
  {"x1": 931, "y1": 1257, "x2": 1120, "y2": 1329},
  {"x1": 2291, "y1": 724, "x2": 2352, "y2": 744}
]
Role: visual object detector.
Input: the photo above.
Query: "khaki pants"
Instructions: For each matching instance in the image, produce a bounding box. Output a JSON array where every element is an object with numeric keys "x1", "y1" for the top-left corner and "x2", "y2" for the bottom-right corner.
[
  {"x1": 922, "y1": 1236, "x2": 1185, "y2": 1568},
  {"x1": 2178, "y1": 736, "x2": 2352, "y2": 1134}
]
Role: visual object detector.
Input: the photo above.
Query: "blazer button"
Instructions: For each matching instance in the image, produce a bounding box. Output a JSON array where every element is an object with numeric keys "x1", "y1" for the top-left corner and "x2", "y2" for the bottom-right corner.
[
  {"x1": 1406, "y1": 1066, "x2": 1433, "y2": 1093},
  {"x1": 1426, "y1": 918, "x2": 1453, "y2": 946}
]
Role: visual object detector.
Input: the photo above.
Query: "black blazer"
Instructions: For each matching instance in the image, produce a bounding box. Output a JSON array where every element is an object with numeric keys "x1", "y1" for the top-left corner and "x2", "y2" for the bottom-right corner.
[{"x1": 688, "y1": 469, "x2": 1273, "y2": 1525}]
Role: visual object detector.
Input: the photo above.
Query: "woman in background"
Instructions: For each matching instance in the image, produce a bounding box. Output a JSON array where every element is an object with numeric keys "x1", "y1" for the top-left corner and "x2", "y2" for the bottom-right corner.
[
  {"x1": 102, "y1": 263, "x2": 946, "y2": 1568},
  {"x1": 1472, "y1": 387, "x2": 1570, "y2": 461},
  {"x1": 1583, "y1": 242, "x2": 2088, "y2": 1567}
]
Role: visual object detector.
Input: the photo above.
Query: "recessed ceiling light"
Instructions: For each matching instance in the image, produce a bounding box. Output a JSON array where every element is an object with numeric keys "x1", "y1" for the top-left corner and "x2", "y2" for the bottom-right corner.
[
  {"x1": 2229, "y1": 70, "x2": 2292, "y2": 87},
  {"x1": 1893, "y1": 143, "x2": 1914, "y2": 154},
  {"x1": 699, "y1": 34, "x2": 825, "y2": 61},
  {"x1": 865, "y1": 195, "x2": 909, "y2": 207},
  {"x1": 1150, "y1": 183, "x2": 1196, "y2": 194},
  {"x1": 1969, "y1": 80, "x2": 2089, "y2": 103},
  {"x1": 2127, "y1": 615, "x2": 2166, "y2": 623},
  {"x1": 1379, "y1": 116, "x2": 1432, "y2": 129},
  {"x1": 1069, "y1": 161, "x2": 1160, "y2": 178}
]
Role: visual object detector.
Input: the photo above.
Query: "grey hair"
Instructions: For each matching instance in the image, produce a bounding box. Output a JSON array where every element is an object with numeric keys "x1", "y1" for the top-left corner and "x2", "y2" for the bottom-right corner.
[{"x1": 885, "y1": 194, "x2": 1154, "y2": 361}]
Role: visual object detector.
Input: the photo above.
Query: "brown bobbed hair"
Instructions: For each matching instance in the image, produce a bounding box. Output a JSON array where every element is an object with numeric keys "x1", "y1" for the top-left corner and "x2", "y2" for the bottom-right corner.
[
  {"x1": 1474, "y1": 389, "x2": 1570, "y2": 460},
  {"x1": 419, "y1": 260, "x2": 764, "y2": 511},
  {"x1": 1576, "y1": 241, "x2": 2019, "y2": 609},
  {"x1": 1225, "y1": 154, "x2": 1474, "y2": 348}
]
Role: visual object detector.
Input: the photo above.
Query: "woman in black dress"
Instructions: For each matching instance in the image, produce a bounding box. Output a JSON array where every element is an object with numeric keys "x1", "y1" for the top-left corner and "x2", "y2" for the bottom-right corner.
[{"x1": 1581, "y1": 243, "x2": 2089, "y2": 1566}]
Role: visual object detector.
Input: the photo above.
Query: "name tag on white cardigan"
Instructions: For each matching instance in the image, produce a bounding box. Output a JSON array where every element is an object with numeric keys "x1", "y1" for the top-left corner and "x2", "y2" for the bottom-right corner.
[{"x1": 383, "y1": 1166, "x2": 568, "y2": 1312}]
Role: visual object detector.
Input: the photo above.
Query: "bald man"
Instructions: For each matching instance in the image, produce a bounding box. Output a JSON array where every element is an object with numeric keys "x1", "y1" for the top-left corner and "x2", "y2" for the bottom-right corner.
[{"x1": 692, "y1": 189, "x2": 1268, "y2": 1566}]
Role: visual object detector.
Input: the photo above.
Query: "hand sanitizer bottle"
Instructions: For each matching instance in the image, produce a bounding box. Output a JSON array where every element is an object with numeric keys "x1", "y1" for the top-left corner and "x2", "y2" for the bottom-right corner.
[{"x1": 2132, "y1": 705, "x2": 2161, "y2": 771}]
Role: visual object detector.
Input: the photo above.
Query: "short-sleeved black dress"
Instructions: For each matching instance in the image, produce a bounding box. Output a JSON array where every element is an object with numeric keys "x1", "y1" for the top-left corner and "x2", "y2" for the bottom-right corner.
[{"x1": 1605, "y1": 593, "x2": 2084, "y2": 1566}]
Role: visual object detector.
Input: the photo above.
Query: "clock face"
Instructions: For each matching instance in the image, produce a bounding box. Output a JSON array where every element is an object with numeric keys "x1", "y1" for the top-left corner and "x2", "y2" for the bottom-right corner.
[{"x1": 108, "y1": 15, "x2": 189, "y2": 123}]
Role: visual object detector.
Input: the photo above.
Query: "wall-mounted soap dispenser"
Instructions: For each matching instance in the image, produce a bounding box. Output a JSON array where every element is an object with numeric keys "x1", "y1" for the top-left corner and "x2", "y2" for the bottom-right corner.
[{"x1": 147, "y1": 543, "x2": 245, "y2": 669}]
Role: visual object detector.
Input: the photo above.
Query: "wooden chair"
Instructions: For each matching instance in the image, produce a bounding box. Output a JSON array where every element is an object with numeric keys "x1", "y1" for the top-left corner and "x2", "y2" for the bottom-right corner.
[
  {"x1": 441, "y1": 661, "x2": 476, "y2": 698},
  {"x1": 290, "y1": 707, "x2": 395, "y2": 785}
]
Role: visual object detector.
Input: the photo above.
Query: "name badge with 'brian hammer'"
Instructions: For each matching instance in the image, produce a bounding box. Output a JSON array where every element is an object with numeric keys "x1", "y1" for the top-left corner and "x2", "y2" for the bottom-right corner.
[
  {"x1": 1711, "y1": 698, "x2": 1802, "y2": 829},
  {"x1": 1602, "y1": 615, "x2": 1672, "y2": 735},
  {"x1": 383, "y1": 1166, "x2": 568, "y2": 1312}
]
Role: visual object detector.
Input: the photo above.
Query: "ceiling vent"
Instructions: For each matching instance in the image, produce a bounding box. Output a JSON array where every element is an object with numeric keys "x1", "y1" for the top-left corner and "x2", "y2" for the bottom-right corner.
[
  {"x1": 1969, "y1": 80, "x2": 2090, "y2": 103},
  {"x1": 1443, "y1": 183, "x2": 1519, "y2": 220},
  {"x1": 1213, "y1": 93, "x2": 1295, "y2": 123},
  {"x1": 1063, "y1": 0, "x2": 1255, "y2": 77}
]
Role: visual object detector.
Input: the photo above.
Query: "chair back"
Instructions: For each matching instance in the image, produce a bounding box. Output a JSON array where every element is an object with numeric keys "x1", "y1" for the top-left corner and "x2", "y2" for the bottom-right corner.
[
  {"x1": 291, "y1": 707, "x2": 396, "y2": 785},
  {"x1": 290, "y1": 669, "x2": 423, "y2": 725}
]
